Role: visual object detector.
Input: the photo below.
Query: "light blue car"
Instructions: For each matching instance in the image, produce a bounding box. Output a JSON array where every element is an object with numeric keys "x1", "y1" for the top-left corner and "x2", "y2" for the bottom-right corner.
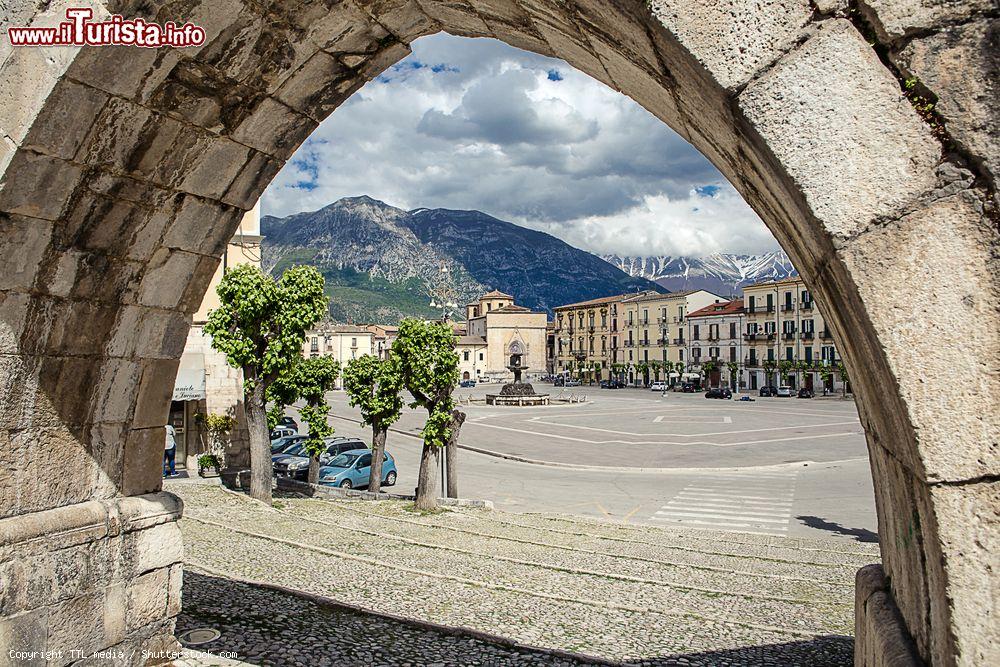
[{"x1": 318, "y1": 449, "x2": 397, "y2": 489}]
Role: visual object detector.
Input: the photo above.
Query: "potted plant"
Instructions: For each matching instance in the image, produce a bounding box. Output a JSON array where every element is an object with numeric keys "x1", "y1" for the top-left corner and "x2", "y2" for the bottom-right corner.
[{"x1": 197, "y1": 453, "x2": 222, "y2": 477}]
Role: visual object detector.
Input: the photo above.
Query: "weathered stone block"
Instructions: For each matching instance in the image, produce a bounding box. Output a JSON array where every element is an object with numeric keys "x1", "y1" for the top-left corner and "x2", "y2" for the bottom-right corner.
[
  {"x1": 90, "y1": 359, "x2": 141, "y2": 424},
  {"x1": 132, "y1": 358, "x2": 180, "y2": 429},
  {"x1": 137, "y1": 248, "x2": 206, "y2": 310},
  {"x1": 738, "y1": 19, "x2": 940, "y2": 240},
  {"x1": 0, "y1": 291, "x2": 31, "y2": 355},
  {"x1": 0, "y1": 151, "x2": 83, "y2": 221},
  {"x1": 837, "y1": 191, "x2": 998, "y2": 482},
  {"x1": 125, "y1": 569, "x2": 170, "y2": 634},
  {"x1": 46, "y1": 590, "x2": 107, "y2": 658},
  {"x1": 222, "y1": 150, "x2": 284, "y2": 210},
  {"x1": 650, "y1": 0, "x2": 813, "y2": 90},
  {"x1": 359, "y1": 0, "x2": 440, "y2": 42},
  {"x1": 896, "y1": 18, "x2": 1000, "y2": 196},
  {"x1": 20, "y1": 79, "x2": 108, "y2": 161},
  {"x1": 0, "y1": 214, "x2": 54, "y2": 292},
  {"x1": 407, "y1": 0, "x2": 491, "y2": 37},
  {"x1": 0, "y1": 609, "x2": 47, "y2": 660},
  {"x1": 161, "y1": 195, "x2": 243, "y2": 258},
  {"x1": 229, "y1": 96, "x2": 318, "y2": 160},
  {"x1": 859, "y1": 0, "x2": 995, "y2": 41},
  {"x1": 178, "y1": 138, "x2": 252, "y2": 200},
  {"x1": 274, "y1": 50, "x2": 355, "y2": 122},
  {"x1": 124, "y1": 523, "x2": 184, "y2": 576},
  {"x1": 121, "y1": 428, "x2": 165, "y2": 496}
]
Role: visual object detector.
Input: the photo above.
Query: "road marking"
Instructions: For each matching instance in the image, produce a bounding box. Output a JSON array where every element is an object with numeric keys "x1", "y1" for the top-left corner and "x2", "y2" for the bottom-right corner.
[
  {"x1": 652, "y1": 415, "x2": 732, "y2": 424},
  {"x1": 623, "y1": 505, "x2": 641, "y2": 521},
  {"x1": 464, "y1": 421, "x2": 861, "y2": 447},
  {"x1": 650, "y1": 472, "x2": 800, "y2": 536},
  {"x1": 595, "y1": 502, "x2": 612, "y2": 517}
]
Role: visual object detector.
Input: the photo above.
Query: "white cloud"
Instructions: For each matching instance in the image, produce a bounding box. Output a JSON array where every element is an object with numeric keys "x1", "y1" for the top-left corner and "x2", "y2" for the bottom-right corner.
[{"x1": 262, "y1": 34, "x2": 778, "y2": 257}]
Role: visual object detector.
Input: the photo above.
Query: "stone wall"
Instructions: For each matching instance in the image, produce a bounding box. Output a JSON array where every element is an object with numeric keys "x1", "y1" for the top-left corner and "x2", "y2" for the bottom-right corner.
[
  {"x1": 0, "y1": 492, "x2": 183, "y2": 665},
  {"x1": 0, "y1": 1, "x2": 996, "y2": 665}
]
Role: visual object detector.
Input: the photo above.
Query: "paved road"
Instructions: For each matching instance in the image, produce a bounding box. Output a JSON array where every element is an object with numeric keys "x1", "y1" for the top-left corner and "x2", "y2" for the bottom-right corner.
[{"x1": 308, "y1": 387, "x2": 877, "y2": 545}]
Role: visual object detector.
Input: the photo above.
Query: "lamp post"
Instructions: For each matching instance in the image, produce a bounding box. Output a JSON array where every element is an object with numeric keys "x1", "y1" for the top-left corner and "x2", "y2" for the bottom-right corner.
[{"x1": 426, "y1": 261, "x2": 460, "y2": 322}]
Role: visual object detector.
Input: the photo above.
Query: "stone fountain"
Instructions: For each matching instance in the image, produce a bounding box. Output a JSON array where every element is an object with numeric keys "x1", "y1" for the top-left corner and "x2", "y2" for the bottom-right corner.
[{"x1": 485, "y1": 341, "x2": 549, "y2": 406}]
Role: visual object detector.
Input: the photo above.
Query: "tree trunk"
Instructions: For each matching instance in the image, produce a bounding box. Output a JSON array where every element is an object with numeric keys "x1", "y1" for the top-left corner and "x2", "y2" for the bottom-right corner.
[
  {"x1": 414, "y1": 443, "x2": 438, "y2": 510},
  {"x1": 307, "y1": 454, "x2": 321, "y2": 485},
  {"x1": 445, "y1": 409, "x2": 465, "y2": 498},
  {"x1": 369, "y1": 425, "x2": 386, "y2": 494},
  {"x1": 245, "y1": 382, "x2": 273, "y2": 505}
]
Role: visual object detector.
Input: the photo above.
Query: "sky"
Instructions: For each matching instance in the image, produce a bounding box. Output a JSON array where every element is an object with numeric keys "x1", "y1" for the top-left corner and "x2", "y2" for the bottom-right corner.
[{"x1": 262, "y1": 34, "x2": 779, "y2": 258}]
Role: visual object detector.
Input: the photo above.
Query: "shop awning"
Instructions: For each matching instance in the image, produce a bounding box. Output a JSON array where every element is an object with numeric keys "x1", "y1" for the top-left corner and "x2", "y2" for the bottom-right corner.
[
  {"x1": 668, "y1": 372, "x2": 680, "y2": 378},
  {"x1": 173, "y1": 354, "x2": 206, "y2": 401}
]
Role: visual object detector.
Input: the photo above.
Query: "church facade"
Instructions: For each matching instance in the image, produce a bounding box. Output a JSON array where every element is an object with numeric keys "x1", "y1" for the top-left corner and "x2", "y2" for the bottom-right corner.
[{"x1": 459, "y1": 290, "x2": 548, "y2": 382}]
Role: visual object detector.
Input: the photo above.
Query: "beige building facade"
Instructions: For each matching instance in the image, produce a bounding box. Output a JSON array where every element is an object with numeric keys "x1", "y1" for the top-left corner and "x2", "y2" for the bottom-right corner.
[
  {"x1": 170, "y1": 203, "x2": 262, "y2": 470},
  {"x1": 742, "y1": 277, "x2": 845, "y2": 393},
  {"x1": 464, "y1": 290, "x2": 547, "y2": 381},
  {"x1": 553, "y1": 293, "x2": 637, "y2": 383},
  {"x1": 686, "y1": 299, "x2": 746, "y2": 388},
  {"x1": 618, "y1": 289, "x2": 722, "y2": 385}
]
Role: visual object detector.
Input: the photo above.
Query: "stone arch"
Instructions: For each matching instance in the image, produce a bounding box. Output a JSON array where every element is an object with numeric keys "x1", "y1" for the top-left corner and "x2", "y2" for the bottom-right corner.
[{"x1": 0, "y1": 1, "x2": 995, "y2": 665}]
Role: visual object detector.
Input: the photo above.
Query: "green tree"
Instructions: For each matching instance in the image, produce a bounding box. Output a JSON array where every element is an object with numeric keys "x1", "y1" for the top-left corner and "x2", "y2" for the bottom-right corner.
[
  {"x1": 701, "y1": 360, "x2": 718, "y2": 388},
  {"x1": 593, "y1": 361, "x2": 602, "y2": 384},
  {"x1": 726, "y1": 361, "x2": 740, "y2": 392},
  {"x1": 205, "y1": 264, "x2": 327, "y2": 504},
  {"x1": 796, "y1": 360, "x2": 811, "y2": 391},
  {"x1": 392, "y1": 319, "x2": 463, "y2": 510},
  {"x1": 650, "y1": 360, "x2": 661, "y2": 382},
  {"x1": 819, "y1": 364, "x2": 834, "y2": 395},
  {"x1": 837, "y1": 361, "x2": 850, "y2": 397},
  {"x1": 343, "y1": 354, "x2": 404, "y2": 494},
  {"x1": 762, "y1": 358, "x2": 777, "y2": 386},
  {"x1": 290, "y1": 356, "x2": 341, "y2": 484},
  {"x1": 777, "y1": 359, "x2": 794, "y2": 386},
  {"x1": 636, "y1": 361, "x2": 650, "y2": 386}
]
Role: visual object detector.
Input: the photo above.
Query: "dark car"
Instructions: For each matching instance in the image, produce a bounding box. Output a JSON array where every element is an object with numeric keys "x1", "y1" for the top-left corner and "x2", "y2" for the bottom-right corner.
[
  {"x1": 277, "y1": 416, "x2": 298, "y2": 430},
  {"x1": 599, "y1": 379, "x2": 624, "y2": 389},
  {"x1": 270, "y1": 434, "x2": 307, "y2": 454},
  {"x1": 798, "y1": 388, "x2": 814, "y2": 398},
  {"x1": 759, "y1": 385, "x2": 778, "y2": 397},
  {"x1": 553, "y1": 376, "x2": 566, "y2": 387},
  {"x1": 705, "y1": 387, "x2": 732, "y2": 399},
  {"x1": 459, "y1": 379, "x2": 476, "y2": 387},
  {"x1": 273, "y1": 436, "x2": 368, "y2": 480},
  {"x1": 680, "y1": 383, "x2": 697, "y2": 393}
]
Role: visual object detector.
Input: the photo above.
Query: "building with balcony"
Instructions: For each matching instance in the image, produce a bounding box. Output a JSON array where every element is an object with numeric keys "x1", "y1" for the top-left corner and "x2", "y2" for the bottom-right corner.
[
  {"x1": 553, "y1": 291, "x2": 653, "y2": 382},
  {"x1": 303, "y1": 324, "x2": 376, "y2": 388},
  {"x1": 742, "y1": 277, "x2": 846, "y2": 393},
  {"x1": 686, "y1": 299, "x2": 746, "y2": 388}
]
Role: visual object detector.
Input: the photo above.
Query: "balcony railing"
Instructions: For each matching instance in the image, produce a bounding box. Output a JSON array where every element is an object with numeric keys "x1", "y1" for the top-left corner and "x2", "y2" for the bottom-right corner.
[
  {"x1": 766, "y1": 305, "x2": 775, "y2": 312},
  {"x1": 744, "y1": 333, "x2": 775, "y2": 341},
  {"x1": 707, "y1": 335, "x2": 720, "y2": 342},
  {"x1": 656, "y1": 338, "x2": 669, "y2": 345},
  {"x1": 820, "y1": 330, "x2": 834, "y2": 339},
  {"x1": 782, "y1": 332, "x2": 797, "y2": 340},
  {"x1": 745, "y1": 358, "x2": 759, "y2": 367},
  {"x1": 801, "y1": 331, "x2": 815, "y2": 340},
  {"x1": 588, "y1": 326, "x2": 595, "y2": 333},
  {"x1": 673, "y1": 338, "x2": 685, "y2": 345},
  {"x1": 781, "y1": 304, "x2": 795, "y2": 312},
  {"x1": 624, "y1": 341, "x2": 635, "y2": 348},
  {"x1": 801, "y1": 301, "x2": 814, "y2": 310}
]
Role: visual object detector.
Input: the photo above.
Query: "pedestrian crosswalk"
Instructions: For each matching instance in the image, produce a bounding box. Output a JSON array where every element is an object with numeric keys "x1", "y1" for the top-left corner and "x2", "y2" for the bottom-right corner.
[{"x1": 650, "y1": 470, "x2": 799, "y2": 536}]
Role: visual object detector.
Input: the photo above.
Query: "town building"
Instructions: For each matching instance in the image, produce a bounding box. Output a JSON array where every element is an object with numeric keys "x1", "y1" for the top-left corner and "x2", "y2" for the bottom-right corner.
[
  {"x1": 462, "y1": 290, "x2": 547, "y2": 381},
  {"x1": 742, "y1": 277, "x2": 846, "y2": 393},
  {"x1": 365, "y1": 324, "x2": 398, "y2": 359},
  {"x1": 303, "y1": 323, "x2": 376, "y2": 387},
  {"x1": 686, "y1": 299, "x2": 746, "y2": 388},
  {"x1": 171, "y1": 203, "x2": 262, "y2": 470},
  {"x1": 553, "y1": 292, "x2": 645, "y2": 383}
]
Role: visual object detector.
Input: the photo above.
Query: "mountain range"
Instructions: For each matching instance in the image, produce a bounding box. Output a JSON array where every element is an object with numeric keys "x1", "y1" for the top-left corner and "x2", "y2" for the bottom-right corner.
[
  {"x1": 261, "y1": 196, "x2": 663, "y2": 324},
  {"x1": 601, "y1": 252, "x2": 798, "y2": 296}
]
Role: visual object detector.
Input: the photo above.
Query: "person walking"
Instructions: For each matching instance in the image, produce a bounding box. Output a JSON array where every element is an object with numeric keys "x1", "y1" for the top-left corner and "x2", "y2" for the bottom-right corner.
[{"x1": 164, "y1": 424, "x2": 177, "y2": 477}]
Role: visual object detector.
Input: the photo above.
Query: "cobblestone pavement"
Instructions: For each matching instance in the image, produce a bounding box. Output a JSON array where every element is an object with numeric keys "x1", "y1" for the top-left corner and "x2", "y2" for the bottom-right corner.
[{"x1": 170, "y1": 482, "x2": 879, "y2": 665}]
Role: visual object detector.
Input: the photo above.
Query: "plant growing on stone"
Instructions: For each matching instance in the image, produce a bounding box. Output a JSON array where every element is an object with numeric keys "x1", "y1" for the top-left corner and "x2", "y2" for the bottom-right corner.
[
  {"x1": 342, "y1": 354, "x2": 404, "y2": 494},
  {"x1": 392, "y1": 318, "x2": 463, "y2": 510},
  {"x1": 205, "y1": 263, "x2": 327, "y2": 504}
]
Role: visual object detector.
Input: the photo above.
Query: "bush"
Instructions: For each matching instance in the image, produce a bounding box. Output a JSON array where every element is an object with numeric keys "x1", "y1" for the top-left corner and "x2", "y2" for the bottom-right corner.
[{"x1": 197, "y1": 453, "x2": 221, "y2": 470}]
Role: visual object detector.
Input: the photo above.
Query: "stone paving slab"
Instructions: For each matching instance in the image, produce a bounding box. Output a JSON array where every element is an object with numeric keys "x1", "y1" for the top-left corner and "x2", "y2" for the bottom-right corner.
[{"x1": 170, "y1": 483, "x2": 863, "y2": 664}]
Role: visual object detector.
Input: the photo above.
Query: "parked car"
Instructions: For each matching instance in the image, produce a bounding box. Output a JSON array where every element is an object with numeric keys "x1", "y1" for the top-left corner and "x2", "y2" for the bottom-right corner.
[
  {"x1": 553, "y1": 376, "x2": 565, "y2": 387},
  {"x1": 459, "y1": 379, "x2": 476, "y2": 387},
  {"x1": 600, "y1": 379, "x2": 624, "y2": 389},
  {"x1": 564, "y1": 379, "x2": 582, "y2": 387},
  {"x1": 776, "y1": 386, "x2": 793, "y2": 397},
  {"x1": 270, "y1": 434, "x2": 307, "y2": 454},
  {"x1": 759, "y1": 385, "x2": 778, "y2": 397},
  {"x1": 705, "y1": 387, "x2": 732, "y2": 399},
  {"x1": 277, "y1": 416, "x2": 297, "y2": 430},
  {"x1": 273, "y1": 436, "x2": 367, "y2": 480},
  {"x1": 319, "y1": 449, "x2": 398, "y2": 489},
  {"x1": 798, "y1": 388, "x2": 814, "y2": 398},
  {"x1": 269, "y1": 426, "x2": 296, "y2": 441},
  {"x1": 680, "y1": 383, "x2": 697, "y2": 393},
  {"x1": 650, "y1": 381, "x2": 668, "y2": 391}
]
